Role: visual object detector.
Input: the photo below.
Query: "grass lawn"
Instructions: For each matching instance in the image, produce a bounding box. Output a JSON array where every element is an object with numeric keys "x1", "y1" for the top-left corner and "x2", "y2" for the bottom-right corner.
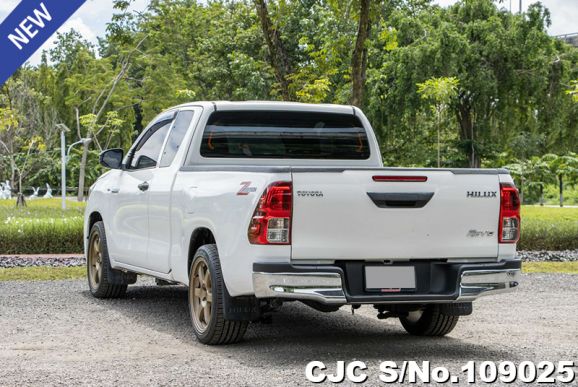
[
  {"x1": 522, "y1": 262, "x2": 578, "y2": 274},
  {"x1": 0, "y1": 198, "x2": 85, "y2": 254},
  {"x1": 0, "y1": 266, "x2": 85, "y2": 281},
  {"x1": 522, "y1": 206, "x2": 578, "y2": 223},
  {"x1": 0, "y1": 262, "x2": 576, "y2": 281}
]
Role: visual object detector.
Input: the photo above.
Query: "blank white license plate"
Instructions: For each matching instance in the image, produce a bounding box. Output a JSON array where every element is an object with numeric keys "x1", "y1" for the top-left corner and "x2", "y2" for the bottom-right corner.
[{"x1": 365, "y1": 266, "x2": 416, "y2": 290}]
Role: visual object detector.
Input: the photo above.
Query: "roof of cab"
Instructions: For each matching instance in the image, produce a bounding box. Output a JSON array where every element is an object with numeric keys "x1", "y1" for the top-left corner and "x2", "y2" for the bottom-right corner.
[{"x1": 172, "y1": 101, "x2": 356, "y2": 115}]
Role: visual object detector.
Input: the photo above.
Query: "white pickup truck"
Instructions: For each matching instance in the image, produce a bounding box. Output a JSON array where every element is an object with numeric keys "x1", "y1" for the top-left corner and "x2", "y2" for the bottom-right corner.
[{"x1": 85, "y1": 101, "x2": 521, "y2": 345}]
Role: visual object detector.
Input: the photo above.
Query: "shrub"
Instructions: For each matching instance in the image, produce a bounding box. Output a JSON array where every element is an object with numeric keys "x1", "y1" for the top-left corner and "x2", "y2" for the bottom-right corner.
[
  {"x1": 519, "y1": 207, "x2": 578, "y2": 251},
  {"x1": 0, "y1": 199, "x2": 84, "y2": 254}
]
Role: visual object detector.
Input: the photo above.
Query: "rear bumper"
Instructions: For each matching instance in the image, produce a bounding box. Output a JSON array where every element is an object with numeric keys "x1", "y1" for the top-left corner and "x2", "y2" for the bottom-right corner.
[{"x1": 252, "y1": 260, "x2": 521, "y2": 305}]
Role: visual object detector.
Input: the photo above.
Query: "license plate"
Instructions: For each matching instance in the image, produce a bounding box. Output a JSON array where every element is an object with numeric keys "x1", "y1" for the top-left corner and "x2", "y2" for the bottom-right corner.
[{"x1": 365, "y1": 266, "x2": 416, "y2": 291}]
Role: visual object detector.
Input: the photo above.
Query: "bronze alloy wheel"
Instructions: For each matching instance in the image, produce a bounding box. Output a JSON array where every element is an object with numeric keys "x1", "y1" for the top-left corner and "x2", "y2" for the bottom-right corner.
[
  {"x1": 88, "y1": 232, "x2": 103, "y2": 289},
  {"x1": 188, "y1": 244, "x2": 248, "y2": 344},
  {"x1": 190, "y1": 257, "x2": 213, "y2": 333},
  {"x1": 86, "y1": 221, "x2": 128, "y2": 299}
]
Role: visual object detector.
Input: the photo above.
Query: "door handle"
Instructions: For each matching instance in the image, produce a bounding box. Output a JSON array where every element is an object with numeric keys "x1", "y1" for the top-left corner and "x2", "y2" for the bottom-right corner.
[
  {"x1": 138, "y1": 182, "x2": 149, "y2": 192},
  {"x1": 107, "y1": 187, "x2": 120, "y2": 194},
  {"x1": 366, "y1": 192, "x2": 434, "y2": 208}
]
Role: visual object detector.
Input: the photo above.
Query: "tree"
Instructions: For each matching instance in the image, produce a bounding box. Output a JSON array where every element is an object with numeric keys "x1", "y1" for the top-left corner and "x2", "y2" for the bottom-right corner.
[
  {"x1": 417, "y1": 77, "x2": 459, "y2": 167},
  {"x1": 542, "y1": 153, "x2": 578, "y2": 207},
  {"x1": 2, "y1": 0, "x2": 578, "y2": 194},
  {"x1": 254, "y1": 0, "x2": 292, "y2": 100},
  {"x1": 0, "y1": 72, "x2": 56, "y2": 194},
  {"x1": 0, "y1": 107, "x2": 19, "y2": 187},
  {"x1": 50, "y1": 31, "x2": 137, "y2": 201},
  {"x1": 0, "y1": 108, "x2": 48, "y2": 196},
  {"x1": 351, "y1": 0, "x2": 371, "y2": 107},
  {"x1": 525, "y1": 156, "x2": 554, "y2": 206},
  {"x1": 366, "y1": 0, "x2": 578, "y2": 167}
]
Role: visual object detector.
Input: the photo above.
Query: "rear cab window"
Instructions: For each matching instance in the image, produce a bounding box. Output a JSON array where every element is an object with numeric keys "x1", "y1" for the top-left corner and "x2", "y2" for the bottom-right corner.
[{"x1": 198, "y1": 111, "x2": 370, "y2": 160}]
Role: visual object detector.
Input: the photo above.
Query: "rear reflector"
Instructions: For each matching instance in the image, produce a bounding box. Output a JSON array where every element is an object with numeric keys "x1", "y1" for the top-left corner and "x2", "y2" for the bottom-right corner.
[
  {"x1": 373, "y1": 175, "x2": 428, "y2": 182},
  {"x1": 248, "y1": 182, "x2": 292, "y2": 245},
  {"x1": 499, "y1": 183, "x2": 521, "y2": 243}
]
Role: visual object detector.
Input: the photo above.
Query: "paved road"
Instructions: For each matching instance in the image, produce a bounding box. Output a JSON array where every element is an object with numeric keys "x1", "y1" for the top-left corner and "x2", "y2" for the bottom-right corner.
[{"x1": 0, "y1": 274, "x2": 576, "y2": 386}]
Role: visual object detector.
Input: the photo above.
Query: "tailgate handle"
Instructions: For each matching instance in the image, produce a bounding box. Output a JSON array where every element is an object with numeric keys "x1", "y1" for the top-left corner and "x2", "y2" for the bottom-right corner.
[{"x1": 367, "y1": 192, "x2": 434, "y2": 208}]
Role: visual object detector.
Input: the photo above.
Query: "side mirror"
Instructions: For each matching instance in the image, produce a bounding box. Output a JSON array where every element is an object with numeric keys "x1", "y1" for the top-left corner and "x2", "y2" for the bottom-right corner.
[{"x1": 99, "y1": 149, "x2": 124, "y2": 169}]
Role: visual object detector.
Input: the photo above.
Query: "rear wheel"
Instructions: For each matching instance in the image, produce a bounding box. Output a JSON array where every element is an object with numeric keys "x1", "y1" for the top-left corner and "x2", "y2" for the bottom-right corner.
[
  {"x1": 87, "y1": 221, "x2": 127, "y2": 298},
  {"x1": 399, "y1": 305, "x2": 459, "y2": 336},
  {"x1": 188, "y1": 244, "x2": 248, "y2": 345}
]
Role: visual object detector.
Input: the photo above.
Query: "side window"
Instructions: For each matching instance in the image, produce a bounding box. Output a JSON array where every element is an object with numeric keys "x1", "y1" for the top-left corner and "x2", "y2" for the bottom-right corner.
[
  {"x1": 130, "y1": 120, "x2": 173, "y2": 169},
  {"x1": 159, "y1": 110, "x2": 194, "y2": 167}
]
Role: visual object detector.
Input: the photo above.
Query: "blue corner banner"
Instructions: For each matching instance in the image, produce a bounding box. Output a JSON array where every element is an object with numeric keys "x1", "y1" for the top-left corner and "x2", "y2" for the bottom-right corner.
[{"x1": 0, "y1": 0, "x2": 87, "y2": 86}]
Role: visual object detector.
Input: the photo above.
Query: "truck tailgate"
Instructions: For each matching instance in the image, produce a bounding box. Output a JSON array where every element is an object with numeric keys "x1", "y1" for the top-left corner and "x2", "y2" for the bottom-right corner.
[{"x1": 291, "y1": 170, "x2": 501, "y2": 261}]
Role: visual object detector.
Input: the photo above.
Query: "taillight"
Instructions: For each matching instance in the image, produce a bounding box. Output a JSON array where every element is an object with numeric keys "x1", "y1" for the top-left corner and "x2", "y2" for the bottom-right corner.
[
  {"x1": 248, "y1": 182, "x2": 292, "y2": 245},
  {"x1": 499, "y1": 183, "x2": 521, "y2": 243}
]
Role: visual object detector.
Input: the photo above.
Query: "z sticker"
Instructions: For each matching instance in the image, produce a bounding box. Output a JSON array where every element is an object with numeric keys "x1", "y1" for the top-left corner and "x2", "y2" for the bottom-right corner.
[{"x1": 237, "y1": 181, "x2": 257, "y2": 195}]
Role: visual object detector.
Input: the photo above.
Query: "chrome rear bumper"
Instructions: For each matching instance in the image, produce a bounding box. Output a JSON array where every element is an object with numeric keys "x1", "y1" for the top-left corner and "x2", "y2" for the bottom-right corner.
[
  {"x1": 253, "y1": 272, "x2": 346, "y2": 304},
  {"x1": 253, "y1": 261, "x2": 521, "y2": 305},
  {"x1": 458, "y1": 269, "x2": 520, "y2": 301}
]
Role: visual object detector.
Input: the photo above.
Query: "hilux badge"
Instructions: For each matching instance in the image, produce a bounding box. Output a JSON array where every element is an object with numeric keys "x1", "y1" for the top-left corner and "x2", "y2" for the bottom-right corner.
[{"x1": 467, "y1": 191, "x2": 497, "y2": 198}]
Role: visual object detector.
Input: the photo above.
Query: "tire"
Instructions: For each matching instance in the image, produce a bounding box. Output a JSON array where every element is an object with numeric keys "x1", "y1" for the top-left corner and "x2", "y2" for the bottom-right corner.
[
  {"x1": 188, "y1": 244, "x2": 248, "y2": 345},
  {"x1": 399, "y1": 305, "x2": 459, "y2": 337},
  {"x1": 87, "y1": 221, "x2": 127, "y2": 298}
]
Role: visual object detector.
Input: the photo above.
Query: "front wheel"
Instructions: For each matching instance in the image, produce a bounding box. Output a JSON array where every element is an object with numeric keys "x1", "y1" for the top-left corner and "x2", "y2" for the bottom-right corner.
[
  {"x1": 188, "y1": 244, "x2": 248, "y2": 345},
  {"x1": 399, "y1": 305, "x2": 459, "y2": 337}
]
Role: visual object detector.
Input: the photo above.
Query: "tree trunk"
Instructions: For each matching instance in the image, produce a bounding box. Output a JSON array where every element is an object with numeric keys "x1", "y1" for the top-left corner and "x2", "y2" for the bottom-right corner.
[
  {"x1": 559, "y1": 175, "x2": 564, "y2": 207},
  {"x1": 10, "y1": 155, "x2": 16, "y2": 191},
  {"x1": 255, "y1": 0, "x2": 292, "y2": 100},
  {"x1": 77, "y1": 140, "x2": 91, "y2": 202},
  {"x1": 351, "y1": 0, "x2": 371, "y2": 108},
  {"x1": 456, "y1": 99, "x2": 480, "y2": 168},
  {"x1": 539, "y1": 185, "x2": 544, "y2": 206},
  {"x1": 16, "y1": 193, "x2": 26, "y2": 207},
  {"x1": 436, "y1": 109, "x2": 442, "y2": 168}
]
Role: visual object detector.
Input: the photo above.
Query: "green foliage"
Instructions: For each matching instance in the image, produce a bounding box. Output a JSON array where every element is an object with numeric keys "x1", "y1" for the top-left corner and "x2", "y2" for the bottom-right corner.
[
  {"x1": 505, "y1": 153, "x2": 578, "y2": 205},
  {"x1": 543, "y1": 184, "x2": 578, "y2": 205},
  {"x1": 416, "y1": 77, "x2": 460, "y2": 108},
  {"x1": 567, "y1": 80, "x2": 578, "y2": 103},
  {"x1": 416, "y1": 76, "x2": 460, "y2": 166},
  {"x1": 0, "y1": 107, "x2": 19, "y2": 131},
  {"x1": 1, "y1": 0, "x2": 577, "y2": 190},
  {"x1": 368, "y1": 0, "x2": 578, "y2": 167}
]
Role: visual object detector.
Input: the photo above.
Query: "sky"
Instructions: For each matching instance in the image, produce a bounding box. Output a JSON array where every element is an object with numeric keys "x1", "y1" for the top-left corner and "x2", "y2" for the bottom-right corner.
[{"x1": 0, "y1": 0, "x2": 576, "y2": 66}]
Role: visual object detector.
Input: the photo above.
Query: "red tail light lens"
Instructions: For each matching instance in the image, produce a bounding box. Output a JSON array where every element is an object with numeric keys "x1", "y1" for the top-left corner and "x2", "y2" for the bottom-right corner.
[
  {"x1": 248, "y1": 182, "x2": 292, "y2": 245},
  {"x1": 499, "y1": 183, "x2": 521, "y2": 243}
]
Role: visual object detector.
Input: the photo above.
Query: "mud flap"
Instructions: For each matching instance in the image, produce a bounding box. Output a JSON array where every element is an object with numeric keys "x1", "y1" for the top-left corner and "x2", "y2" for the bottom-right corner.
[
  {"x1": 440, "y1": 302, "x2": 473, "y2": 316},
  {"x1": 223, "y1": 286, "x2": 261, "y2": 321},
  {"x1": 106, "y1": 266, "x2": 137, "y2": 285}
]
